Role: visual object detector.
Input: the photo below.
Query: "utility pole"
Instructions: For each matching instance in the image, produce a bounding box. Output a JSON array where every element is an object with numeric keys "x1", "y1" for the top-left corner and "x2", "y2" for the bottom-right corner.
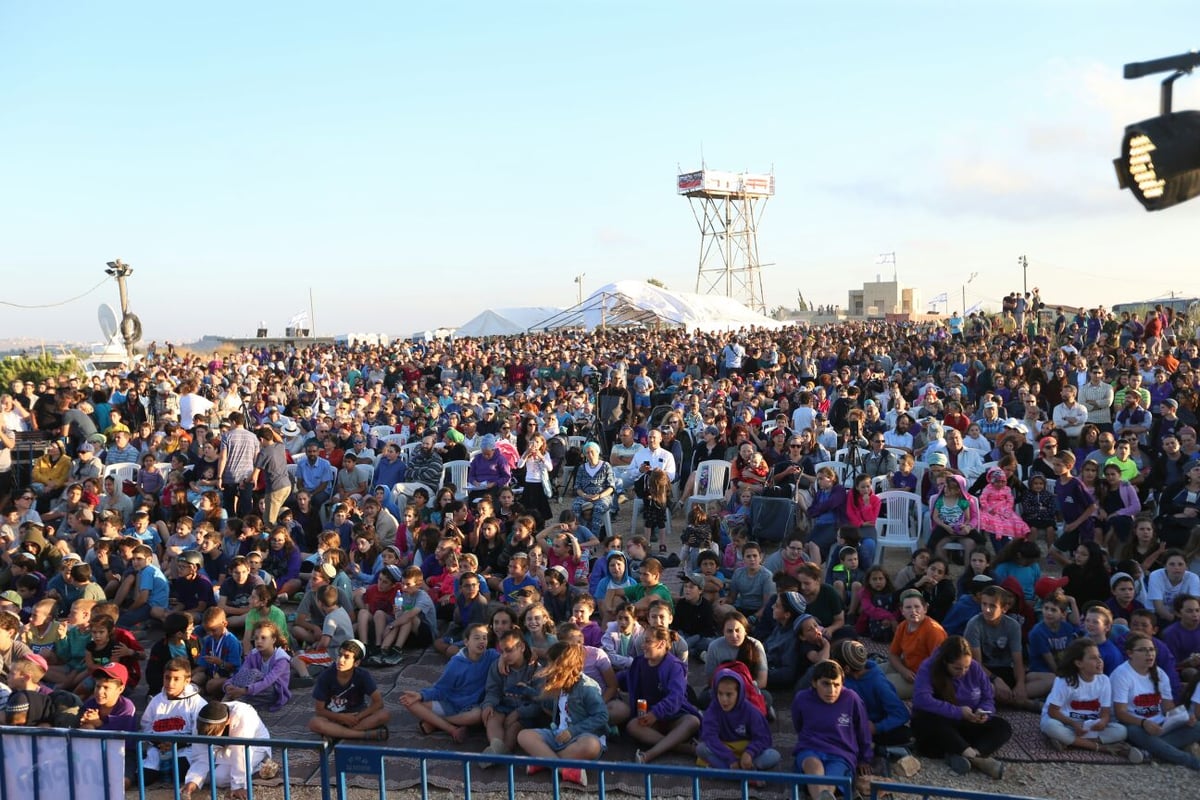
[
  {"x1": 1018, "y1": 254, "x2": 1028, "y2": 295},
  {"x1": 574, "y1": 273, "x2": 586, "y2": 306}
]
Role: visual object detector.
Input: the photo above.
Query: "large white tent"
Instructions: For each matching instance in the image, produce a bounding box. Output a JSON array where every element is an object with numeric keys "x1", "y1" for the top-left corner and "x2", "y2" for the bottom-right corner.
[
  {"x1": 453, "y1": 306, "x2": 564, "y2": 338},
  {"x1": 532, "y1": 280, "x2": 784, "y2": 332}
]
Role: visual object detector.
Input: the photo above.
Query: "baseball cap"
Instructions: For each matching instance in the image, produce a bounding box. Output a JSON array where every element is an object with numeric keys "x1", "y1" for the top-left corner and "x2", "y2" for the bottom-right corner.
[
  {"x1": 78, "y1": 443, "x2": 95, "y2": 453},
  {"x1": 0, "y1": 591, "x2": 21, "y2": 606},
  {"x1": 93, "y1": 663, "x2": 129, "y2": 684}
]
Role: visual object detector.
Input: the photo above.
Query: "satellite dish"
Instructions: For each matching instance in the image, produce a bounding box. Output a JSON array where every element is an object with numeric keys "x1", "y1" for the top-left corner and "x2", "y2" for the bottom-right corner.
[{"x1": 98, "y1": 304, "x2": 119, "y2": 341}]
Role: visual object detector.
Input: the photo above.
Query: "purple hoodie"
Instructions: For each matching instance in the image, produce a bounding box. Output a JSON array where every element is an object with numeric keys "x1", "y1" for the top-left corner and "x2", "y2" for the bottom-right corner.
[
  {"x1": 912, "y1": 655, "x2": 995, "y2": 719},
  {"x1": 621, "y1": 652, "x2": 701, "y2": 721},
  {"x1": 700, "y1": 667, "x2": 774, "y2": 768},
  {"x1": 791, "y1": 684, "x2": 873, "y2": 767}
]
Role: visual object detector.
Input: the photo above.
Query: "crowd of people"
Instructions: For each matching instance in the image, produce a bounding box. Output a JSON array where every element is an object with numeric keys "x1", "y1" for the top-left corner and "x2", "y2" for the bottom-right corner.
[{"x1": 1, "y1": 300, "x2": 1200, "y2": 797}]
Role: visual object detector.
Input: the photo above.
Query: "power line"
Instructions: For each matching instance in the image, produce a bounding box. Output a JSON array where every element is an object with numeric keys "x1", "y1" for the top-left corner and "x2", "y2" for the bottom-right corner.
[{"x1": 0, "y1": 277, "x2": 109, "y2": 309}]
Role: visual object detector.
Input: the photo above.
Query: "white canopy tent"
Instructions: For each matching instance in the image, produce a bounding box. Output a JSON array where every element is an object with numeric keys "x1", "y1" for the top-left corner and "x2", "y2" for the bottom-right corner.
[
  {"x1": 453, "y1": 306, "x2": 564, "y2": 338},
  {"x1": 532, "y1": 280, "x2": 784, "y2": 332}
]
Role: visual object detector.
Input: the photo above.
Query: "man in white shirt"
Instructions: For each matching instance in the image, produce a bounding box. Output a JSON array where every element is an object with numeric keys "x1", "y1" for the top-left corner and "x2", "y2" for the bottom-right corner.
[
  {"x1": 609, "y1": 425, "x2": 643, "y2": 491},
  {"x1": 1079, "y1": 368, "x2": 1115, "y2": 430},
  {"x1": 1052, "y1": 384, "x2": 1088, "y2": 440},
  {"x1": 629, "y1": 428, "x2": 676, "y2": 482},
  {"x1": 884, "y1": 413, "x2": 916, "y2": 454}
]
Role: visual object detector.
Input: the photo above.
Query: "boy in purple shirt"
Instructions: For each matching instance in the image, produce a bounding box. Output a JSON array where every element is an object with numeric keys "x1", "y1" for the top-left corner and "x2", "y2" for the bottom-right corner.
[
  {"x1": 1161, "y1": 594, "x2": 1200, "y2": 684},
  {"x1": 791, "y1": 660, "x2": 873, "y2": 800}
]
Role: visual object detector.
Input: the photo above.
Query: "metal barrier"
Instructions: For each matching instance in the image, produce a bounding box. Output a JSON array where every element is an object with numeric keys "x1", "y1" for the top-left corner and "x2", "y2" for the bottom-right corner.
[
  {"x1": 869, "y1": 781, "x2": 1048, "y2": 800},
  {"x1": 332, "y1": 745, "x2": 851, "y2": 800},
  {"x1": 0, "y1": 725, "x2": 329, "y2": 800},
  {"x1": 0, "y1": 727, "x2": 1050, "y2": 800}
]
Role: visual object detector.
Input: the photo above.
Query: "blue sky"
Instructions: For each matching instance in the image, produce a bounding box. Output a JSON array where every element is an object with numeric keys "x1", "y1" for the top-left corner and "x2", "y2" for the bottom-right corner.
[{"x1": 3, "y1": 2, "x2": 1200, "y2": 344}]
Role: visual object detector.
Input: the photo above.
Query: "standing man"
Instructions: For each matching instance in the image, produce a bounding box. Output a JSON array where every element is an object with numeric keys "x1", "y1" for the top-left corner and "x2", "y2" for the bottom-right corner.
[
  {"x1": 1080, "y1": 366, "x2": 1115, "y2": 433},
  {"x1": 595, "y1": 376, "x2": 633, "y2": 457},
  {"x1": 217, "y1": 412, "x2": 259, "y2": 517},
  {"x1": 720, "y1": 337, "x2": 747, "y2": 378}
]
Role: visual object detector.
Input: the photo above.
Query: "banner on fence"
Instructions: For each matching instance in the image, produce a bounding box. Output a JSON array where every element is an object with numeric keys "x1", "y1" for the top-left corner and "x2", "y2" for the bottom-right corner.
[{"x1": 3, "y1": 735, "x2": 125, "y2": 800}]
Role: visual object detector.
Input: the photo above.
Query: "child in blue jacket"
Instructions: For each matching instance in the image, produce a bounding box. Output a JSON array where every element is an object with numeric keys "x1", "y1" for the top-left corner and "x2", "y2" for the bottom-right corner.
[{"x1": 399, "y1": 622, "x2": 498, "y2": 743}]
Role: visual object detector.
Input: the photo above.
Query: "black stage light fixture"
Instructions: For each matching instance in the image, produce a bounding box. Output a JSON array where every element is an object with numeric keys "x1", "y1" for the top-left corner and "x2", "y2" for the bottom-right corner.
[
  {"x1": 1118, "y1": 111, "x2": 1200, "y2": 210},
  {"x1": 1116, "y1": 50, "x2": 1200, "y2": 211}
]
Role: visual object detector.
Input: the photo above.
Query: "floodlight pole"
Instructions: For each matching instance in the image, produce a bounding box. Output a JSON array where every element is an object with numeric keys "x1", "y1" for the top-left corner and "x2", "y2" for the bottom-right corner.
[{"x1": 1018, "y1": 255, "x2": 1028, "y2": 295}]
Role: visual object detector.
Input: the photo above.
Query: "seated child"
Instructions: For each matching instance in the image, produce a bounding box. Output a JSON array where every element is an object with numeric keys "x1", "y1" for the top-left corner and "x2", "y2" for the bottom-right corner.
[
  {"x1": 376, "y1": 566, "x2": 437, "y2": 666},
  {"x1": 514, "y1": 640, "x2": 608, "y2": 787},
  {"x1": 480, "y1": 630, "x2": 541, "y2": 759},
  {"x1": 293, "y1": 585, "x2": 355, "y2": 685},
  {"x1": 146, "y1": 612, "x2": 201, "y2": 696},
  {"x1": 306, "y1": 639, "x2": 391, "y2": 741},
  {"x1": 225, "y1": 620, "x2": 292, "y2": 712},
  {"x1": 139, "y1": 657, "x2": 205, "y2": 786},
  {"x1": 698, "y1": 666, "x2": 780, "y2": 772},
  {"x1": 399, "y1": 623, "x2": 498, "y2": 743},
  {"x1": 791, "y1": 659, "x2": 874, "y2": 800},
  {"x1": 198, "y1": 607, "x2": 243, "y2": 697}
]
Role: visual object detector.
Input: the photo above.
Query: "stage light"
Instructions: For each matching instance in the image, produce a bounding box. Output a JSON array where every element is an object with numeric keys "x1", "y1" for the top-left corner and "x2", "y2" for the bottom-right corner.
[
  {"x1": 1116, "y1": 50, "x2": 1200, "y2": 211},
  {"x1": 1117, "y1": 111, "x2": 1200, "y2": 211}
]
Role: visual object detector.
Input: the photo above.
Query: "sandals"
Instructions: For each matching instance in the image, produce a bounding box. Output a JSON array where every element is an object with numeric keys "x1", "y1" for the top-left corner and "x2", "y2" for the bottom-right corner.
[
  {"x1": 368, "y1": 727, "x2": 390, "y2": 741},
  {"x1": 418, "y1": 721, "x2": 437, "y2": 736},
  {"x1": 450, "y1": 726, "x2": 468, "y2": 744}
]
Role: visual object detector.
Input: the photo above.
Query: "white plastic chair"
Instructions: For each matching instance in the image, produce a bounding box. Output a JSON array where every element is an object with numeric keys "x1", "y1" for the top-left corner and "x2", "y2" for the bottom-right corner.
[
  {"x1": 440, "y1": 460, "x2": 471, "y2": 501},
  {"x1": 871, "y1": 475, "x2": 891, "y2": 494},
  {"x1": 685, "y1": 460, "x2": 731, "y2": 516},
  {"x1": 873, "y1": 491, "x2": 923, "y2": 565},
  {"x1": 285, "y1": 463, "x2": 298, "y2": 488},
  {"x1": 383, "y1": 433, "x2": 408, "y2": 449},
  {"x1": 103, "y1": 462, "x2": 139, "y2": 488},
  {"x1": 154, "y1": 462, "x2": 173, "y2": 481},
  {"x1": 399, "y1": 442, "x2": 421, "y2": 462}
]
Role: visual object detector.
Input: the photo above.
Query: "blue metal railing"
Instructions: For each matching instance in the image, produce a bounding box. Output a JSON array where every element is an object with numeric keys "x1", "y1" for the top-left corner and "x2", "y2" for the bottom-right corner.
[
  {"x1": 869, "y1": 781, "x2": 1048, "y2": 800},
  {"x1": 0, "y1": 725, "x2": 329, "y2": 800},
  {"x1": 332, "y1": 745, "x2": 852, "y2": 800},
  {"x1": 0, "y1": 726, "x2": 1051, "y2": 800}
]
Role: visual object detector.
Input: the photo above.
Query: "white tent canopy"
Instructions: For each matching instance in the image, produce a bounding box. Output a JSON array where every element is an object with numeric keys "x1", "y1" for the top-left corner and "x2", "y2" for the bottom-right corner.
[
  {"x1": 533, "y1": 280, "x2": 784, "y2": 332},
  {"x1": 453, "y1": 306, "x2": 564, "y2": 338}
]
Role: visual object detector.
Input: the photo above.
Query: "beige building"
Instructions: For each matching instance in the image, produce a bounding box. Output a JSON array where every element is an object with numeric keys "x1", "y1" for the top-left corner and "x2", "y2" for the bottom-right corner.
[{"x1": 847, "y1": 278, "x2": 921, "y2": 318}]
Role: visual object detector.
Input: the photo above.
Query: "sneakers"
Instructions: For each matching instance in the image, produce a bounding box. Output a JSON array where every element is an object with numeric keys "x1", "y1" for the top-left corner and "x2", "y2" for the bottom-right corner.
[
  {"x1": 967, "y1": 755, "x2": 1004, "y2": 779},
  {"x1": 525, "y1": 764, "x2": 547, "y2": 776},
  {"x1": 381, "y1": 647, "x2": 404, "y2": 666},
  {"x1": 945, "y1": 753, "x2": 971, "y2": 775},
  {"x1": 1099, "y1": 743, "x2": 1144, "y2": 764},
  {"x1": 291, "y1": 675, "x2": 315, "y2": 688},
  {"x1": 559, "y1": 767, "x2": 588, "y2": 786},
  {"x1": 258, "y1": 758, "x2": 281, "y2": 780}
]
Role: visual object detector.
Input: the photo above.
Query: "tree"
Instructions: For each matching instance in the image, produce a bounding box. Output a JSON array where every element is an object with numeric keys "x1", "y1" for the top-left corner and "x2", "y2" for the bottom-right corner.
[{"x1": 646, "y1": 278, "x2": 668, "y2": 289}]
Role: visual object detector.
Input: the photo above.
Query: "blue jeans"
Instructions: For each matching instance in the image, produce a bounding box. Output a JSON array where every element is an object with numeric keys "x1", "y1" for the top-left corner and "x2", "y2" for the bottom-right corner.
[{"x1": 1126, "y1": 721, "x2": 1200, "y2": 769}]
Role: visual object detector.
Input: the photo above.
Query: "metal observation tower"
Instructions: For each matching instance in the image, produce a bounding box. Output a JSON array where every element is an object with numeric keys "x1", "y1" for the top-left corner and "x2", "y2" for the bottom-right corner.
[{"x1": 677, "y1": 168, "x2": 774, "y2": 315}]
